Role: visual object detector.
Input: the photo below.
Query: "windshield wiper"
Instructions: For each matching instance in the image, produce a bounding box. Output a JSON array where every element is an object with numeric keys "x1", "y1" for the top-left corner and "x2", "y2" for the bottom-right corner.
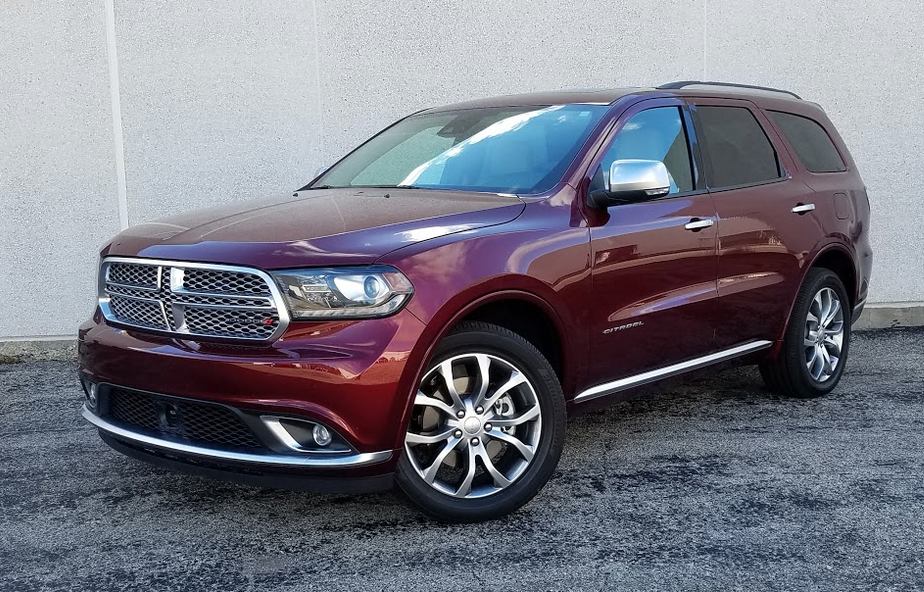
[
  {"x1": 299, "y1": 184, "x2": 423, "y2": 191},
  {"x1": 347, "y1": 184, "x2": 423, "y2": 189}
]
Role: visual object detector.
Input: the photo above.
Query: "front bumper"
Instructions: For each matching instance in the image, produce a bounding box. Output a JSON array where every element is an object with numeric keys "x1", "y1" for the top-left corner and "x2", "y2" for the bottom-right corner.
[
  {"x1": 83, "y1": 406, "x2": 392, "y2": 469},
  {"x1": 79, "y1": 307, "x2": 429, "y2": 483},
  {"x1": 97, "y1": 431, "x2": 394, "y2": 493}
]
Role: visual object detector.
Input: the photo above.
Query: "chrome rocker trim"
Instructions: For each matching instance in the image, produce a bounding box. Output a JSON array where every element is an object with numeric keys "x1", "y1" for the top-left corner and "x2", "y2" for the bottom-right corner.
[
  {"x1": 83, "y1": 407, "x2": 393, "y2": 468},
  {"x1": 574, "y1": 340, "x2": 773, "y2": 404}
]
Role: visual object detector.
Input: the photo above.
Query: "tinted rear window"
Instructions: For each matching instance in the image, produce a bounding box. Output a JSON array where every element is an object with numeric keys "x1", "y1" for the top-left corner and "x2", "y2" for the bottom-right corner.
[
  {"x1": 696, "y1": 106, "x2": 782, "y2": 188},
  {"x1": 769, "y1": 111, "x2": 846, "y2": 173}
]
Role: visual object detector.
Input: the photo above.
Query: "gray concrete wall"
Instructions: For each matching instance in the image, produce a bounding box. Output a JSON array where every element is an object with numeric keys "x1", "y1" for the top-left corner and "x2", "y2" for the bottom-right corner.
[{"x1": 2, "y1": 0, "x2": 922, "y2": 339}]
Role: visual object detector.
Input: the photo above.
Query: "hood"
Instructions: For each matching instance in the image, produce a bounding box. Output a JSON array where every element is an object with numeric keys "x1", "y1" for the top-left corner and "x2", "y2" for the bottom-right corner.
[{"x1": 103, "y1": 188, "x2": 525, "y2": 268}]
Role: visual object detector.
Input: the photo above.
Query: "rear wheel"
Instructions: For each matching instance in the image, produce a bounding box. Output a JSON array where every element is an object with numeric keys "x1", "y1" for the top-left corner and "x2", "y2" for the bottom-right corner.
[
  {"x1": 760, "y1": 268, "x2": 851, "y2": 398},
  {"x1": 396, "y1": 321, "x2": 565, "y2": 522}
]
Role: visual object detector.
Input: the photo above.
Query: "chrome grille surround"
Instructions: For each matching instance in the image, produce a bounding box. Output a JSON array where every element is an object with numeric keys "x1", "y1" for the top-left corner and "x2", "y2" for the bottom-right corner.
[{"x1": 99, "y1": 257, "x2": 290, "y2": 342}]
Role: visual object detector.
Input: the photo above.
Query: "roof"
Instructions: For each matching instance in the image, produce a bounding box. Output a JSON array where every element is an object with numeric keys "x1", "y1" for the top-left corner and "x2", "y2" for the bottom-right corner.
[
  {"x1": 422, "y1": 88, "x2": 647, "y2": 112},
  {"x1": 421, "y1": 82, "x2": 806, "y2": 113}
]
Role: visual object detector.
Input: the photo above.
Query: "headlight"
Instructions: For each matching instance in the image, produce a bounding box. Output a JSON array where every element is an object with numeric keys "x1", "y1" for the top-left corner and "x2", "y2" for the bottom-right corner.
[{"x1": 271, "y1": 266, "x2": 414, "y2": 320}]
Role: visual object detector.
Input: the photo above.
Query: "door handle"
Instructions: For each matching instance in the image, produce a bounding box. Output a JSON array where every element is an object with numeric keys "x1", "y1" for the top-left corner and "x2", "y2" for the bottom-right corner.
[
  {"x1": 791, "y1": 203, "x2": 815, "y2": 214},
  {"x1": 684, "y1": 218, "x2": 714, "y2": 231}
]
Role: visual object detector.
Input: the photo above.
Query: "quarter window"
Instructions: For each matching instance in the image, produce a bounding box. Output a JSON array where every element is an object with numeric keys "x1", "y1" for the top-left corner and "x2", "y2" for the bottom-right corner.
[
  {"x1": 769, "y1": 111, "x2": 846, "y2": 173},
  {"x1": 696, "y1": 106, "x2": 782, "y2": 188},
  {"x1": 594, "y1": 107, "x2": 694, "y2": 195}
]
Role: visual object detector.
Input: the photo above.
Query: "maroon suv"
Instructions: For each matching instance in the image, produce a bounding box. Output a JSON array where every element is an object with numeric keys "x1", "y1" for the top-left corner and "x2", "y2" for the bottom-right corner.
[{"x1": 79, "y1": 81, "x2": 872, "y2": 521}]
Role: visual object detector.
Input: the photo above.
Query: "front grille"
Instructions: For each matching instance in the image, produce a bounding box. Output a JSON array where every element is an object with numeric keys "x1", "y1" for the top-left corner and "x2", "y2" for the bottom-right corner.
[
  {"x1": 108, "y1": 388, "x2": 262, "y2": 449},
  {"x1": 99, "y1": 258, "x2": 287, "y2": 341},
  {"x1": 107, "y1": 262, "x2": 159, "y2": 288},
  {"x1": 108, "y1": 296, "x2": 169, "y2": 330},
  {"x1": 182, "y1": 268, "x2": 270, "y2": 295}
]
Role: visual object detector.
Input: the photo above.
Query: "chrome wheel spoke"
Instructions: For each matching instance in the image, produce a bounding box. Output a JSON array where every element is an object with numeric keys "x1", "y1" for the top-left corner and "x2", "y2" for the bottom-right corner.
[
  {"x1": 489, "y1": 405, "x2": 540, "y2": 427},
  {"x1": 414, "y1": 391, "x2": 456, "y2": 417},
  {"x1": 453, "y1": 445, "x2": 478, "y2": 498},
  {"x1": 810, "y1": 346, "x2": 825, "y2": 379},
  {"x1": 487, "y1": 430, "x2": 535, "y2": 462},
  {"x1": 471, "y1": 354, "x2": 493, "y2": 409},
  {"x1": 806, "y1": 345, "x2": 818, "y2": 366},
  {"x1": 823, "y1": 298, "x2": 841, "y2": 328},
  {"x1": 477, "y1": 447, "x2": 512, "y2": 489},
  {"x1": 820, "y1": 346, "x2": 833, "y2": 377},
  {"x1": 819, "y1": 290, "x2": 832, "y2": 324},
  {"x1": 806, "y1": 310, "x2": 820, "y2": 327},
  {"x1": 422, "y1": 437, "x2": 461, "y2": 483},
  {"x1": 484, "y1": 372, "x2": 527, "y2": 410},
  {"x1": 438, "y1": 360, "x2": 465, "y2": 410},
  {"x1": 406, "y1": 427, "x2": 456, "y2": 446}
]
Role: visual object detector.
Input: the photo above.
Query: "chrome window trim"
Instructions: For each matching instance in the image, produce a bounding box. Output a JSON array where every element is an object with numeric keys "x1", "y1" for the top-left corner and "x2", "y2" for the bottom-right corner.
[
  {"x1": 574, "y1": 340, "x2": 773, "y2": 403},
  {"x1": 98, "y1": 256, "x2": 291, "y2": 342},
  {"x1": 83, "y1": 407, "x2": 392, "y2": 468}
]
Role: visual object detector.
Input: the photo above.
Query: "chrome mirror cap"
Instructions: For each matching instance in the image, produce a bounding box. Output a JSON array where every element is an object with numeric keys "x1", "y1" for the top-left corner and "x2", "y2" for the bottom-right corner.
[
  {"x1": 608, "y1": 159, "x2": 671, "y2": 196},
  {"x1": 588, "y1": 159, "x2": 673, "y2": 209}
]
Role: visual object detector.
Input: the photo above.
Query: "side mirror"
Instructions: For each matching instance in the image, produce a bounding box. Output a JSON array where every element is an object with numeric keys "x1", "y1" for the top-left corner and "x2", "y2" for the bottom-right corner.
[{"x1": 588, "y1": 159, "x2": 671, "y2": 209}]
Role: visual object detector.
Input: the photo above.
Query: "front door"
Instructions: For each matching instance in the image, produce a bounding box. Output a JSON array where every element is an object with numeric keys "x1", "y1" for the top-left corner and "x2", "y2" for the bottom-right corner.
[{"x1": 585, "y1": 100, "x2": 719, "y2": 392}]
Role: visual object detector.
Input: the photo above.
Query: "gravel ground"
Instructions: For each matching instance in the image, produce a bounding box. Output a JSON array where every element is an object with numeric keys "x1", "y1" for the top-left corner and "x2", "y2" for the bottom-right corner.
[{"x1": 1, "y1": 329, "x2": 922, "y2": 591}]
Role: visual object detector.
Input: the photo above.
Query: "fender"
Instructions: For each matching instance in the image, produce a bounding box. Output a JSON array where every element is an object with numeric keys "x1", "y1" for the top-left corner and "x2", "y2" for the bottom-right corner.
[
  {"x1": 769, "y1": 239, "x2": 856, "y2": 358},
  {"x1": 388, "y1": 286, "x2": 576, "y2": 451}
]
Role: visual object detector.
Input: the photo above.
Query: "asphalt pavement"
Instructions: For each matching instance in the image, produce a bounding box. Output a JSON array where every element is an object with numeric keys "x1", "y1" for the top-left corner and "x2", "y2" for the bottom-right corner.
[{"x1": 2, "y1": 328, "x2": 922, "y2": 591}]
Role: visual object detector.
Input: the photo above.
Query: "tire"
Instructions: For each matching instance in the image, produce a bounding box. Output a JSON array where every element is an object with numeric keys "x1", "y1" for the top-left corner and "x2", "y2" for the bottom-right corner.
[
  {"x1": 396, "y1": 321, "x2": 566, "y2": 522},
  {"x1": 760, "y1": 268, "x2": 851, "y2": 398}
]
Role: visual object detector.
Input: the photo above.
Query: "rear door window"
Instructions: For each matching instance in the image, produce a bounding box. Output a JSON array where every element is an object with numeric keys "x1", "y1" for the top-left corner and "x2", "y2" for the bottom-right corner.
[
  {"x1": 768, "y1": 111, "x2": 846, "y2": 173},
  {"x1": 695, "y1": 106, "x2": 782, "y2": 188}
]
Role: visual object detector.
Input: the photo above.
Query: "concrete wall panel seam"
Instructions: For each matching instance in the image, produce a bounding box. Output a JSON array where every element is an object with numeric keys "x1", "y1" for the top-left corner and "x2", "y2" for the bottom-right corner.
[{"x1": 104, "y1": 0, "x2": 129, "y2": 230}]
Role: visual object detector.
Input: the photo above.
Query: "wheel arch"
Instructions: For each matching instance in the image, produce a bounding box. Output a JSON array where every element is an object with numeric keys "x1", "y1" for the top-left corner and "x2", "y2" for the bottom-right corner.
[
  {"x1": 391, "y1": 289, "x2": 574, "y2": 450},
  {"x1": 771, "y1": 242, "x2": 857, "y2": 357},
  {"x1": 809, "y1": 245, "x2": 857, "y2": 309}
]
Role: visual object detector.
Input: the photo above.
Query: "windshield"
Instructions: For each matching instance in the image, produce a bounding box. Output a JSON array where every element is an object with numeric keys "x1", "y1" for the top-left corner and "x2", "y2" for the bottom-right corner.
[{"x1": 312, "y1": 105, "x2": 609, "y2": 195}]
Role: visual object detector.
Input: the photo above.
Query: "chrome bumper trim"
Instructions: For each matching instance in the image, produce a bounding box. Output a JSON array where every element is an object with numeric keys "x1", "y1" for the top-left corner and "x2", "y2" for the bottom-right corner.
[
  {"x1": 83, "y1": 407, "x2": 392, "y2": 468},
  {"x1": 574, "y1": 340, "x2": 773, "y2": 404}
]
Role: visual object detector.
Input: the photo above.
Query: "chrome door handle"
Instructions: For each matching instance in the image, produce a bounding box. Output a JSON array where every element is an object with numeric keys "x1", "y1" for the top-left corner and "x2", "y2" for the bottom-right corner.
[
  {"x1": 684, "y1": 218, "x2": 714, "y2": 231},
  {"x1": 791, "y1": 203, "x2": 815, "y2": 214}
]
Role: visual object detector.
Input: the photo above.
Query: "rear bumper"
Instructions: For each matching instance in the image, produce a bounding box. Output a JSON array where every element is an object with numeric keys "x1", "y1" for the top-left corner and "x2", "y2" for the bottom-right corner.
[{"x1": 852, "y1": 297, "x2": 866, "y2": 326}]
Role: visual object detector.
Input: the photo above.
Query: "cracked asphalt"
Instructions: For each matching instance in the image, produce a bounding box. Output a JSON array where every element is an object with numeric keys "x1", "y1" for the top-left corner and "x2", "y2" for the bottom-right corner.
[{"x1": 1, "y1": 328, "x2": 923, "y2": 591}]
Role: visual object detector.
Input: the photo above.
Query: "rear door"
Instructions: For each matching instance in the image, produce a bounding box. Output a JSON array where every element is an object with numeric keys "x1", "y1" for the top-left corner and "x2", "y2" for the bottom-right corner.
[
  {"x1": 687, "y1": 98, "x2": 821, "y2": 348},
  {"x1": 584, "y1": 99, "x2": 719, "y2": 392}
]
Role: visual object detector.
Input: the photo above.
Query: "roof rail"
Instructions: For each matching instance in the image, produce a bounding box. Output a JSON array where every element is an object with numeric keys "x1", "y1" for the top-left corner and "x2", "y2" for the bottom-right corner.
[{"x1": 657, "y1": 80, "x2": 802, "y2": 100}]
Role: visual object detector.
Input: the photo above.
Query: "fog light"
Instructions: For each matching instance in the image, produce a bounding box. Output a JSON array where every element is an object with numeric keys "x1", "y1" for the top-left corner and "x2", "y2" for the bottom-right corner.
[{"x1": 312, "y1": 424, "x2": 332, "y2": 447}]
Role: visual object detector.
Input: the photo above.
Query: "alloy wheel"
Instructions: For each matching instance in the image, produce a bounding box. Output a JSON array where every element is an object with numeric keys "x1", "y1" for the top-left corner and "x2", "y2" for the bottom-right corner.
[
  {"x1": 804, "y1": 287, "x2": 845, "y2": 382},
  {"x1": 404, "y1": 353, "x2": 543, "y2": 499}
]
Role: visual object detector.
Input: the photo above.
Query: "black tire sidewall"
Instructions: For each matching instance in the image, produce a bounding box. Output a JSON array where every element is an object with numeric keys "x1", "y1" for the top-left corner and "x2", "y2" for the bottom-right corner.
[
  {"x1": 786, "y1": 269, "x2": 852, "y2": 396},
  {"x1": 395, "y1": 322, "x2": 566, "y2": 522}
]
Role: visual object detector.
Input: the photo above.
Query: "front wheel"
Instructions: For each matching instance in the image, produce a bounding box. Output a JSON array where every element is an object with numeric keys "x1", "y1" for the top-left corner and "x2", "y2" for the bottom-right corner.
[
  {"x1": 760, "y1": 268, "x2": 851, "y2": 398},
  {"x1": 396, "y1": 321, "x2": 566, "y2": 522}
]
